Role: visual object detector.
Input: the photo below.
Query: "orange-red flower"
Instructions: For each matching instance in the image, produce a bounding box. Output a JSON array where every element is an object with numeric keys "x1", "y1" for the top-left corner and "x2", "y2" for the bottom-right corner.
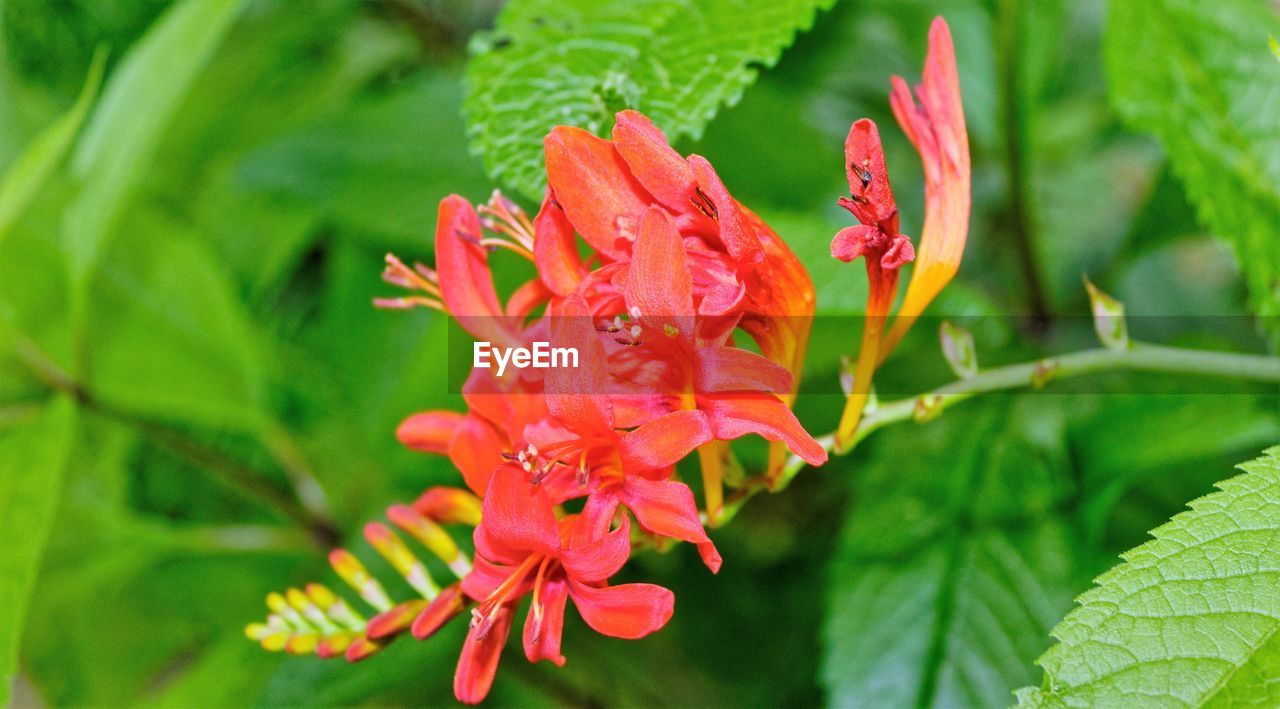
[
  {"x1": 833, "y1": 16, "x2": 970, "y2": 448},
  {"x1": 278, "y1": 107, "x2": 827, "y2": 706},
  {"x1": 882, "y1": 17, "x2": 971, "y2": 357},
  {"x1": 456, "y1": 466, "x2": 674, "y2": 702}
]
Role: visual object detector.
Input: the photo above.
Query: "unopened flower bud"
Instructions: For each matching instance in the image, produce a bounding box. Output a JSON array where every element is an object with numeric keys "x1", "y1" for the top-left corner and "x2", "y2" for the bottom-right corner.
[
  {"x1": 1084, "y1": 277, "x2": 1128, "y2": 351},
  {"x1": 939, "y1": 321, "x2": 978, "y2": 379}
]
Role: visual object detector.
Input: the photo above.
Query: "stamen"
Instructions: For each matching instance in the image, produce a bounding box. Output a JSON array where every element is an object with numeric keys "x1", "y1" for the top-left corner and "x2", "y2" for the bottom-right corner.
[
  {"x1": 691, "y1": 188, "x2": 719, "y2": 219},
  {"x1": 377, "y1": 253, "x2": 446, "y2": 313},
  {"x1": 471, "y1": 554, "x2": 541, "y2": 639},
  {"x1": 527, "y1": 557, "x2": 553, "y2": 642},
  {"x1": 577, "y1": 449, "x2": 589, "y2": 487},
  {"x1": 477, "y1": 190, "x2": 536, "y2": 259}
]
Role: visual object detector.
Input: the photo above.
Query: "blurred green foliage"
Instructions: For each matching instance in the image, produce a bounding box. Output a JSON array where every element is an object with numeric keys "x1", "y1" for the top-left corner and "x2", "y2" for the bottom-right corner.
[{"x1": 0, "y1": 0, "x2": 1276, "y2": 706}]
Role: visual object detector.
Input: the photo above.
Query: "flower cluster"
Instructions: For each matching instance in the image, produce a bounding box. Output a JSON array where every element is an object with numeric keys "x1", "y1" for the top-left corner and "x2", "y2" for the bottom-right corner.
[
  {"x1": 248, "y1": 110, "x2": 826, "y2": 703},
  {"x1": 833, "y1": 17, "x2": 971, "y2": 449}
]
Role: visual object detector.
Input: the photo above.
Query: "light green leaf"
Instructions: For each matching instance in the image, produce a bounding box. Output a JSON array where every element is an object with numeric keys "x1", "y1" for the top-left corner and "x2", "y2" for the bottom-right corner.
[
  {"x1": 464, "y1": 0, "x2": 836, "y2": 199},
  {"x1": 822, "y1": 399, "x2": 1089, "y2": 707},
  {"x1": 1018, "y1": 446, "x2": 1280, "y2": 707},
  {"x1": 1106, "y1": 0, "x2": 1280, "y2": 345},
  {"x1": 0, "y1": 48, "x2": 104, "y2": 241},
  {"x1": 0, "y1": 397, "x2": 76, "y2": 703},
  {"x1": 87, "y1": 210, "x2": 266, "y2": 431},
  {"x1": 62, "y1": 0, "x2": 246, "y2": 284}
]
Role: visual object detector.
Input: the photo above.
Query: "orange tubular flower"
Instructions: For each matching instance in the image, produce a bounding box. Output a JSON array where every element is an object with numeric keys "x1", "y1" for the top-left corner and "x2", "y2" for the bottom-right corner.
[
  {"x1": 256, "y1": 108, "x2": 828, "y2": 706},
  {"x1": 880, "y1": 17, "x2": 971, "y2": 358},
  {"x1": 833, "y1": 16, "x2": 970, "y2": 450},
  {"x1": 831, "y1": 119, "x2": 915, "y2": 449}
]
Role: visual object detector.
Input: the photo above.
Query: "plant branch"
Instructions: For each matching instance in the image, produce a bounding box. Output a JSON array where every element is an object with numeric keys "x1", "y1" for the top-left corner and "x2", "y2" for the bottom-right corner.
[
  {"x1": 11, "y1": 334, "x2": 340, "y2": 547},
  {"x1": 996, "y1": 0, "x2": 1052, "y2": 323},
  {"x1": 719, "y1": 341, "x2": 1280, "y2": 521}
]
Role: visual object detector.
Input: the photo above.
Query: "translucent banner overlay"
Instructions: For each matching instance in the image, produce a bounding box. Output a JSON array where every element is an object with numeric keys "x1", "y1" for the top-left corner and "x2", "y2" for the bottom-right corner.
[{"x1": 444, "y1": 316, "x2": 1280, "y2": 396}]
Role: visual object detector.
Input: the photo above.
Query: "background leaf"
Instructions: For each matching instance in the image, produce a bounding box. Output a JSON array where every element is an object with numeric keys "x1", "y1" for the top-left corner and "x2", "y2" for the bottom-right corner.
[
  {"x1": 0, "y1": 48, "x2": 102, "y2": 241},
  {"x1": 822, "y1": 399, "x2": 1094, "y2": 707},
  {"x1": 1017, "y1": 446, "x2": 1280, "y2": 707},
  {"x1": 63, "y1": 0, "x2": 246, "y2": 284},
  {"x1": 464, "y1": 0, "x2": 837, "y2": 198},
  {"x1": 1106, "y1": 0, "x2": 1280, "y2": 346},
  {"x1": 0, "y1": 397, "x2": 75, "y2": 703}
]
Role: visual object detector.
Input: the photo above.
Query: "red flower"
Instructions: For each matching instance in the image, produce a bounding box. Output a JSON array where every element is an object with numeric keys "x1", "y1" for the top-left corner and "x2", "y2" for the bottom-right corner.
[
  {"x1": 831, "y1": 119, "x2": 915, "y2": 448},
  {"x1": 882, "y1": 17, "x2": 971, "y2": 357},
  {"x1": 455, "y1": 466, "x2": 674, "y2": 703},
  {"x1": 832, "y1": 17, "x2": 970, "y2": 449},
  {"x1": 353, "y1": 107, "x2": 830, "y2": 706}
]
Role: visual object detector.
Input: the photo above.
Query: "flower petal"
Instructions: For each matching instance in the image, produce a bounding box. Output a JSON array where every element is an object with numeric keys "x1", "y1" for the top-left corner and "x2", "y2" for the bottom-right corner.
[
  {"x1": 693, "y1": 345, "x2": 793, "y2": 394},
  {"x1": 505, "y1": 278, "x2": 551, "y2": 319},
  {"x1": 523, "y1": 575, "x2": 569, "y2": 666},
  {"x1": 612, "y1": 110, "x2": 697, "y2": 213},
  {"x1": 396, "y1": 410, "x2": 463, "y2": 455},
  {"x1": 461, "y1": 555, "x2": 515, "y2": 601},
  {"x1": 435, "y1": 195, "x2": 519, "y2": 347},
  {"x1": 625, "y1": 207, "x2": 695, "y2": 327},
  {"x1": 568, "y1": 579, "x2": 674, "y2": 639},
  {"x1": 830, "y1": 224, "x2": 880, "y2": 263},
  {"x1": 842, "y1": 119, "x2": 898, "y2": 233},
  {"x1": 545, "y1": 295, "x2": 615, "y2": 431},
  {"x1": 696, "y1": 541, "x2": 723, "y2": 574},
  {"x1": 561, "y1": 513, "x2": 632, "y2": 583},
  {"x1": 476, "y1": 465, "x2": 560, "y2": 558},
  {"x1": 448, "y1": 414, "x2": 505, "y2": 496},
  {"x1": 617, "y1": 476, "x2": 716, "y2": 557},
  {"x1": 544, "y1": 126, "x2": 651, "y2": 258},
  {"x1": 885, "y1": 17, "x2": 971, "y2": 346},
  {"x1": 619, "y1": 409, "x2": 711, "y2": 471},
  {"x1": 688, "y1": 155, "x2": 762, "y2": 264},
  {"x1": 533, "y1": 190, "x2": 588, "y2": 296},
  {"x1": 700, "y1": 393, "x2": 827, "y2": 466},
  {"x1": 453, "y1": 603, "x2": 515, "y2": 705},
  {"x1": 412, "y1": 583, "x2": 466, "y2": 640}
]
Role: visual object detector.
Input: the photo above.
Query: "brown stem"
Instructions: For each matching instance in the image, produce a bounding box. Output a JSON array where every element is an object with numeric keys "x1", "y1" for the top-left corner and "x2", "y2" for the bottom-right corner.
[
  {"x1": 12, "y1": 335, "x2": 340, "y2": 548},
  {"x1": 996, "y1": 0, "x2": 1052, "y2": 325}
]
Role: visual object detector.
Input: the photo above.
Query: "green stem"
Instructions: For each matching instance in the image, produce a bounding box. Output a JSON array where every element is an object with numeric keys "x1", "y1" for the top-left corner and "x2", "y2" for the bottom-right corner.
[
  {"x1": 11, "y1": 332, "x2": 340, "y2": 547},
  {"x1": 996, "y1": 0, "x2": 1052, "y2": 323},
  {"x1": 720, "y1": 341, "x2": 1280, "y2": 521}
]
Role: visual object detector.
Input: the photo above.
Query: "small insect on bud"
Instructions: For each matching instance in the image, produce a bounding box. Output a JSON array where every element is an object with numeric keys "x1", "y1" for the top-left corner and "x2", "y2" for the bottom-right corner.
[
  {"x1": 1083, "y1": 277, "x2": 1128, "y2": 351},
  {"x1": 939, "y1": 321, "x2": 978, "y2": 379}
]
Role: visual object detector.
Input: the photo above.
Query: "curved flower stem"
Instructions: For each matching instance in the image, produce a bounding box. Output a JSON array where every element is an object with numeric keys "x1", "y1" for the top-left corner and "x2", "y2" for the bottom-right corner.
[{"x1": 719, "y1": 341, "x2": 1280, "y2": 523}]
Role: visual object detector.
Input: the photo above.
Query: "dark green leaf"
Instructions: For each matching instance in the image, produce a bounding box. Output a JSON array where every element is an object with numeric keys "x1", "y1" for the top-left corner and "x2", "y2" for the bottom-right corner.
[
  {"x1": 465, "y1": 0, "x2": 836, "y2": 198},
  {"x1": 63, "y1": 0, "x2": 246, "y2": 285},
  {"x1": 822, "y1": 399, "x2": 1091, "y2": 707},
  {"x1": 1106, "y1": 0, "x2": 1280, "y2": 345}
]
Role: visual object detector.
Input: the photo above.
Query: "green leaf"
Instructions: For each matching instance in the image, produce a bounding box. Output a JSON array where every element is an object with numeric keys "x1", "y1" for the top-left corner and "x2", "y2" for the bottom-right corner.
[
  {"x1": 62, "y1": 0, "x2": 246, "y2": 285},
  {"x1": 1106, "y1": 0, "x2": 1280, "y2": 345},
  {"x1": 1017, "y1": 446, "x2": 1280, "y2": 707},
  {"x1": 822, "y1": 399, "x2": 1091, "y2": 707},
  {"x1": 464, "y1": 0, "x2": 836, "y2": 199},
  {"x1": 0, "y1": 397, "x2": 76, "y2": 703},
  {"x1": 87, "y1": 210, "x2": 267, "y2": 431},
  {"x1": 0, "y1": 48, "x2": 103, "y2": 241}
]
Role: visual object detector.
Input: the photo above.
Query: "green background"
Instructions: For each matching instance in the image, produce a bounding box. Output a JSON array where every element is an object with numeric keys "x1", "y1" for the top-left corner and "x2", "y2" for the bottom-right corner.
[{"x1": 1, "y1": 0, "x2": 1277, "y2": 706}]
